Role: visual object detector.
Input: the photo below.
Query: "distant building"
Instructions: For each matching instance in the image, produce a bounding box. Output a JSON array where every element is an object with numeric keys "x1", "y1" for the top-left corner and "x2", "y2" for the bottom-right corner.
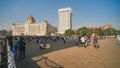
[
  {"x1": 58, "y1": 7, "x2": 72, "y2": 34},
  {"x1": 12, "y1": 14, "x2": 57, "y2": 36},
  {"x1": 101, "y1": 24, "x2": 112, "y2": 30},
  {"x1": 87, "y1": 24, "x2": 112, "y2": 30}
]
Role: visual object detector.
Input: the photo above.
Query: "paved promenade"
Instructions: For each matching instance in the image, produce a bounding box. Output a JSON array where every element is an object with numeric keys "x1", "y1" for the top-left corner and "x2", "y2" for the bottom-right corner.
[
  {"x1": 16, "y1": 39, "x2": 75, "y2": 68},
  {"x1": 16, "y1": 38, "x2": 120, "y2": 68}
]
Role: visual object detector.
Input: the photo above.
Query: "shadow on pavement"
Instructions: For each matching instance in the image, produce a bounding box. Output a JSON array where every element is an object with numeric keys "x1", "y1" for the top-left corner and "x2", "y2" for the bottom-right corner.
[{"x1": 16, "y1": 39, "x2": 76, "y2": 68}]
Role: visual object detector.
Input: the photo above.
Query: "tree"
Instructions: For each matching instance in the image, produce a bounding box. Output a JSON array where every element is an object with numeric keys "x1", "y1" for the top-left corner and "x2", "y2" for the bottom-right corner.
[
  {"x1": 0, "y1": 30, "x2": 8, "y2": 36},
  {"x1": 103, "y1": 28, "x2": 119, "y2": 35},
  {"x1": 112, "y1": 28, "x2": 120, "y2": 35},
  {"x1": 93, "y1": 28, "x2": 105, "y2": 36},
  {"x1": 64, "y1": 29, "x2": 75, "y2": 36},
  {"x1": 46, "y1": 32, "x2": 51, "y2": 36},
  {"x1": 85, "y1": 29, "x2": 93, "y2": 36},
  {"x1": 67, "y1": 27, "x2": 119, "y2": 37},
  {"x1": 0, "y1": 30, "x2": 12, "y2": 37},
  {"x1": 118, "y1": 30, "x2": 120, "y2": 35},
  {"x1": 75, "y1": 27, "x2": 92, "y2": 36},
  {"x1": 76, "y1": 27, "x2": 86, "y2": 35}
]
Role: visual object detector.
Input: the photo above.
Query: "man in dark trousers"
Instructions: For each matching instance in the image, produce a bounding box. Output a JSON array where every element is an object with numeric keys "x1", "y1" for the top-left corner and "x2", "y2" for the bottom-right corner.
[{"x1": 19, "y1": 38, "x2": 26, "y2": 59}]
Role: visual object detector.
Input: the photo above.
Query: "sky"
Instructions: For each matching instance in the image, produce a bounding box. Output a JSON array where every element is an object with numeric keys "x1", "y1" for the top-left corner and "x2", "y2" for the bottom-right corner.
[{"x1": 0, "y1": 0, "x2": 120, "y2": 30}]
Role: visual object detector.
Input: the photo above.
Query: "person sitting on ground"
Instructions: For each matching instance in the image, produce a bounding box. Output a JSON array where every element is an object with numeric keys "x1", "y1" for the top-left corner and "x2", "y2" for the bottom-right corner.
[
  {"x1": 45, "y1": 42, "x2": 51, "y2": 49},
  {"x1": 40, "y1": 42, "x2": 45, "y2": 50}
]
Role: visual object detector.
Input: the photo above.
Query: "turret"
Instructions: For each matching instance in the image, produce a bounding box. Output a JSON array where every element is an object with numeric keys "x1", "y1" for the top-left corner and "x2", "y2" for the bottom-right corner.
[{"x1": 26, "y1": 13, "x2": 35, "y2": 24}]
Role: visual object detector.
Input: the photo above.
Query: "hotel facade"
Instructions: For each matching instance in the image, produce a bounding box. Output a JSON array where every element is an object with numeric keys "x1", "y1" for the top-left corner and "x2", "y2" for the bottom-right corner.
[
  {"x1": 58, "y1": 7, "x2": 72, "y2": 34},
  {"x1": 12, "y1": 14, "x2": 57, "y2": 36}
]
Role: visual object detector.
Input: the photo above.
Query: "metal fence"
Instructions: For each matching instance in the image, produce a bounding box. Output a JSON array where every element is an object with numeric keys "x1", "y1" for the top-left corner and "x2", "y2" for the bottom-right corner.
[{"x1": 0, "y1": 39, "x2": 16, "y2": 68}]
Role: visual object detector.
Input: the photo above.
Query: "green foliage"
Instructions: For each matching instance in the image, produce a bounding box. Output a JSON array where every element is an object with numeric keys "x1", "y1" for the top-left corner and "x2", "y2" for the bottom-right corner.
[
  {"x1": 104, "y1": 28, "x2": 119, "y2": 35},
  {"x1": 64, "y1": 29, "x2": 75, "y2": 36},
  {"x1": 46, "y1": 32, "x2": 50, "y2": 36},
  {"x1": 0, "y1": 30, "x2": 12, "y2": 36},
  {"x1": 64, "y1": 27, "x2": 119, "y2": 36},
  {"x1": 118, "y1": 30, "x2": 120, "y2": 35},
  {"x1": 0, "y1": 30, "x2": 7, "y2": 36},
  {"x1": 75, "y1": 27, "x2": 92, "y2": 36},
  {"x1": 93, "y1": 28, "x2": 105, "y2": 36}
]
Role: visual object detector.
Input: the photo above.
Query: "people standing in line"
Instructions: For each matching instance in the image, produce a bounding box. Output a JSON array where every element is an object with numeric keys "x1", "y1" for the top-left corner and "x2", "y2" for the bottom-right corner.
[
  {"x1": 19, "y1": 38, "x2": 26, "y2": 59},
  {"x1": 93, "y1": 36, "x2": 99, "y2": 48}
]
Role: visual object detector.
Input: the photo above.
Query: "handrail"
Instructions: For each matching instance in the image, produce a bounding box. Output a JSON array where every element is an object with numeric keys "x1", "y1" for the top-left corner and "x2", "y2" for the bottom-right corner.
[{"x1": 0, "y1": 39, "x2": 16, "y2": 68}]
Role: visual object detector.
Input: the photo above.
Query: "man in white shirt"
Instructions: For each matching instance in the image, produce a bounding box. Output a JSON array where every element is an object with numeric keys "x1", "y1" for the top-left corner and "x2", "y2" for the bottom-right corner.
[{"x1": 81, "y1": 36, "x2": 85, "y2": 47}]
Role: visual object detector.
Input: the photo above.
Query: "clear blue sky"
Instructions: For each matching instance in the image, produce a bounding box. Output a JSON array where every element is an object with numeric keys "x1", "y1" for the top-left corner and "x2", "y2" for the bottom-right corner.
[{"x1": 0, "y1": 0, "x2": 120, "y2": 30}]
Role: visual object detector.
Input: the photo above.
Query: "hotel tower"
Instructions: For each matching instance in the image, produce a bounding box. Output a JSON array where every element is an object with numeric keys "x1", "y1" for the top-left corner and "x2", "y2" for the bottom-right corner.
[{"x1": 58, "y1": 7, "x2": 72, "y2": 34}]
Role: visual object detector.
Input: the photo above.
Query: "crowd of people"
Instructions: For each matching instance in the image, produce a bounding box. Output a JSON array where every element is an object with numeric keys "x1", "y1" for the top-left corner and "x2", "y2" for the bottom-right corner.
[
  {"x1": 5, "y1": 34, "x2": 120, "y2": 61},
  {"x1": 73, "y1": 35, "x2": 99, "y2": 48},
  {"x1": 6, "y1": 35, "x2": 68, "y2": 60},
  {"x1": 35, "y1": 35, "x2": 100, "y2": 49},
  {"x1": 6, "y1": 35, "x2": 26, "y2": 61},
  {"x1": 74, "y1": 34, "x2": 120, "y2": 48},
  {"x1": 35, "y1": 36, "x2": 67, "y2": 50}
]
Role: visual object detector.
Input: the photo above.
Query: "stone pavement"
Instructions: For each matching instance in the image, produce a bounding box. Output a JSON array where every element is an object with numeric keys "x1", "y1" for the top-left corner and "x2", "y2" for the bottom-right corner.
[{"x1": 16, "y1": 39, "x2": 75, "y2": 68}]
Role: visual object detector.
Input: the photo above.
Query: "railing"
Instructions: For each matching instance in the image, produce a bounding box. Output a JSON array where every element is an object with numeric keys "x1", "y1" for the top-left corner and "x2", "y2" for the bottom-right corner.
[{"x1": 0, "y1": 39, "x2": 16, "y2": 68}]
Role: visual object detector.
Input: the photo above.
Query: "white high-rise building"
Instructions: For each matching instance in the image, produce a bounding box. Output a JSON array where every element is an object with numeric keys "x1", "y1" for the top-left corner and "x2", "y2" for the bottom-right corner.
[{"x1": 58, "y1": 7, "x2": 72, "y2": 34}]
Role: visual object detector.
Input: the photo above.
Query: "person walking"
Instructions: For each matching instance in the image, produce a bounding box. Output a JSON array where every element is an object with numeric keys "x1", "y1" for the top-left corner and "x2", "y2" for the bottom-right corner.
[
  {"x1": 93, "y1": 36, "x2": 99, "y2": 48},
  {"x1": 19, "y1": 38, "x2": 26, "y2": 59}
]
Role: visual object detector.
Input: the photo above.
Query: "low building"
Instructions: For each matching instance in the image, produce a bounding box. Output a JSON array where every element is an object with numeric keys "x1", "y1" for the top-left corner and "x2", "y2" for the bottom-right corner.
[{"x1": 12, "y1": 14, "x2": 57, "y2": 36}]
